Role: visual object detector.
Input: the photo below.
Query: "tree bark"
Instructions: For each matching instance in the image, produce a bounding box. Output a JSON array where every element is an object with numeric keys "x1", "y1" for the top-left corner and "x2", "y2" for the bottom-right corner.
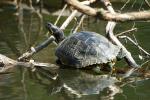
[
  {"x1": 65, "y1": 0, "x2": 150, "y2": 22},
  {"x1": 98, "y1": 9, "x2": 150, "y2": 22},
  {"x1": 65, "y1": 0, "x2": 97, "y2": 16},
  {"x1": 0, "y1": 54, "x2": 59, "y2": 73}
]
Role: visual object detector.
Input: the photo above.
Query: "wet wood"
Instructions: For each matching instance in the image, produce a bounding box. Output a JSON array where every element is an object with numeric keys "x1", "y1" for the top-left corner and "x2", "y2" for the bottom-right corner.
[
  {"x1": 0, "y1": 54, "x2": 59, "y2": 73},
  {"x1": 0, "y1": 54, "x2": 149, "y2": 79}
]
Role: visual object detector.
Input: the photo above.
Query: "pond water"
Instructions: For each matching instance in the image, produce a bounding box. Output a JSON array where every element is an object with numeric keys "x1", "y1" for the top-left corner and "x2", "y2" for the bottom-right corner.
[{"x1": 0, "y1": 3, "x2": 150, "y2": 100}]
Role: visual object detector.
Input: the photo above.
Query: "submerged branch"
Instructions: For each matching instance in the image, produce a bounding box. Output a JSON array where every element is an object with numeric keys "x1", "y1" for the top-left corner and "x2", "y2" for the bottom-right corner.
[
  {"x1": 0, "y1": 54, "x2": 59, "y2": 73},
  {"x1": 0, "y1": 54, "x2": 149, "y2": 79}
]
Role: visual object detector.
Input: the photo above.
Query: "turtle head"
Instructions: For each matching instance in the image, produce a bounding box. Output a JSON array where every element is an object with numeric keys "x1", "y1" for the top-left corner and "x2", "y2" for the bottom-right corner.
[{"x1": 46, "y1": 22, "x2": 65, "y2": 43}]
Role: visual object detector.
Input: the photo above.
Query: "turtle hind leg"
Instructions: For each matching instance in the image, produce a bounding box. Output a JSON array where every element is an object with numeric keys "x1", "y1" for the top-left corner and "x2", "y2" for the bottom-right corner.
[
  {"x1": 92, "y1": 65, "x2": 104, "y2": 74},
  {"x1": 91, "y1": 63, "x2": 115, "y2": 75},
  {"x1": 107, "y1": 62, "x2": 115, "y2": 76}
]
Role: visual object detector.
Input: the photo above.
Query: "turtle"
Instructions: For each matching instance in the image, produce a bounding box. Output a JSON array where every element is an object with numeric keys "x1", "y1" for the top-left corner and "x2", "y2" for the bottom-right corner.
[{"x1": 46, "y1": 22, "x2": 124, "y2": 73}]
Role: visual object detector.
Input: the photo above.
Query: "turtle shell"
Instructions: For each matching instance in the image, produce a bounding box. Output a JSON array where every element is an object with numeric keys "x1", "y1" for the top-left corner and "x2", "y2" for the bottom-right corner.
[{"x1": 55, "y1": 31, "x2": 120, "y2": 68}]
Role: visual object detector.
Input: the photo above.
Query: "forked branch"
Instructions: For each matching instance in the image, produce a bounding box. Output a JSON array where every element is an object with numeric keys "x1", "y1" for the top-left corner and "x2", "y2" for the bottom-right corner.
[{"x1": 65, "y1": 0, "x2": 150, "y2": 22}]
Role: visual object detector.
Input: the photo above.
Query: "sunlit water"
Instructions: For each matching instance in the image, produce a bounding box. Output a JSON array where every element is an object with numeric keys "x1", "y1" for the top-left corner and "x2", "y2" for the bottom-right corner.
[{"x1": 0, "y1": 3, "x2": 150, "y2": 100}]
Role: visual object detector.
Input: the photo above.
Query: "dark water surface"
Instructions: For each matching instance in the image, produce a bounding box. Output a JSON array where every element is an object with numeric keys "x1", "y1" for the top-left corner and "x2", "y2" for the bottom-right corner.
[{"x1": 0, "y1": 3, "x2": 150, "y2": 100}]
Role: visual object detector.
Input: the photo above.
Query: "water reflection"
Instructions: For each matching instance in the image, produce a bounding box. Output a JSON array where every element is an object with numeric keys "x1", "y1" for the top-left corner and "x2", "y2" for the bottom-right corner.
[
  {"x1": 31, "y1": 65, "x2": 150, "y2": 100},
  {"x1": 48, "y1": 69, "x2": 122, "y2": 100},
  {"x1": 0, "y1": 3, "x2": 44, "y2": 57}
]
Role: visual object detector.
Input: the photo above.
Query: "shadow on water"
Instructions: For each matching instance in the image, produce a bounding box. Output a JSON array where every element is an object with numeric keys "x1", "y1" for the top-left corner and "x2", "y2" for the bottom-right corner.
[{"x1": 0, "y1": 2, "x2": 150, "y2": 100}]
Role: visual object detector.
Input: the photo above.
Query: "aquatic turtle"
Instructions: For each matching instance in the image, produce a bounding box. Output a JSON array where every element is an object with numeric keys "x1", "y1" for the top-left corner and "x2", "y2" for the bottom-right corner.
[{"x1": 46, "y1": 22, "x2": 123, "y2": 71}]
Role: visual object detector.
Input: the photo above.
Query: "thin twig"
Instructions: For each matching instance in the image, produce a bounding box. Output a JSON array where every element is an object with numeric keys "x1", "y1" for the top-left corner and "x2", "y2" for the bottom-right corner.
[
  {"x1": 72, "y1": 14, "x2": 86, "y2": 33},
  {"x1": 144, "y1": 0, "x2": 150, "y2": 8},
  {"x1": 120, "y1": 0, "x2": 131, "y2": 10},
  {"x1": 116, "y1": 28, "x2": 137, "y2": 36},
  {"x1": 118, "y1": 35, "x2": 150, "y2": 56},
  {"x1": 141, "y1": 60, "x2": 150, "y2": 67},
  {"x1": 139, "y1": 0, "x2": 144, "y2": 11},
  {"x1": 21, "y1": 68, "x2": 28, "y2": 100},
  {"x1": 131, "y1": 0, "x2": 137, "y2": 9},
  {"x1": 60, "y1": 10, "x2": 78, "y2": 30},
  {"x1": 54, "y1": 4, "x2": 68, "y2": 25}
]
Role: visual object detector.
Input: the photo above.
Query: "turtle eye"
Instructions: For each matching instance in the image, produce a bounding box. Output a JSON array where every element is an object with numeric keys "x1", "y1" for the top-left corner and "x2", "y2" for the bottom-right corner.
[
  {"x1": 46, "y1": 22, "x2": 54, "y2": 34},
  {"x1": 48, "y1": 23, "x2": 52, "y2": 27},
  {"x1": 46, "y1": 22, "x2": 52, "y2": 29}
]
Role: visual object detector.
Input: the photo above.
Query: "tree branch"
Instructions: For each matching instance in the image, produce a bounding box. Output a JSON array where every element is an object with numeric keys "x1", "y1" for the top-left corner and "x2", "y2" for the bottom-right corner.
[
  {"x1": 98, "y1": 9, "x2": 150, "y2": 22},
  {"x1": 0, "y1": 54, "x2": 58, "y2": 73},
  {"x1": 65, "y1": 0, "x2": 150, "y2": 22},
  {"x1": 65, "y1": 0, "x2": 97, "y2": 16},
  {"x1": 99, "y1": 0, "x2": 139, "y2": 68}
]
